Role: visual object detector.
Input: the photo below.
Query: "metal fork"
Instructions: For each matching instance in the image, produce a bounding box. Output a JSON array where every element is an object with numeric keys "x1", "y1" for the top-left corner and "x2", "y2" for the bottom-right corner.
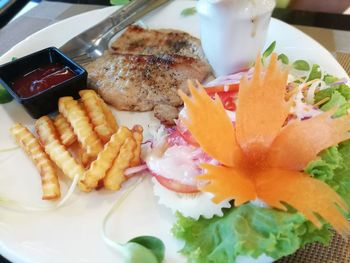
[{"x1": 59, "y1": 0, "x2": 172, "y2": 65}]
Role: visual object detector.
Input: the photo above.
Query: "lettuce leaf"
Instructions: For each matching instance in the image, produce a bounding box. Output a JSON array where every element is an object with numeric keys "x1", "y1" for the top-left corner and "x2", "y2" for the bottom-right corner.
[
  {"x1": 320, "y1": 91, "x2": 350, "y2": 117},
  {"x1": 306, "y1": 141, "x2": 350, "y2": 207},
  {"x1": 315, "y1": 84, "x2": 350, "y2": 105},
  {"x1": 172, "y1": 204, "x2": 331, "y2": 263}
]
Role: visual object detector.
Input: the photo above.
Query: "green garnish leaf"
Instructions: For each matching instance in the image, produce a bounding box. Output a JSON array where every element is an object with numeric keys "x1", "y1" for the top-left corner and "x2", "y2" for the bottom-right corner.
[
  {"x1": 292, "y1": 60, "x2": 310, "y2": 71},
  {"x1": 320, "y1": 91, "x2": 350, "y2": 117},
  {"x1": 110, "y1": 0, "x2": 130, "y2": 5},
  {"x1": 0, "y1": 83, "x2": 13, "y2": 104},
  {"x1": 128, "y1": 236, "x2": 165, "y2": 263},
  {"x1": 173, "y1": 204, "x2": 331, "y2": 263},
  {"x1": 307, "y1": 64, "x2": 322, "y2": 81},
  {"x1": 181, "y1": 7, "x2": 197, "y2": 17},
  {"x1": 323, "y1": 74, "x2": 339, "y2": 85},
  {"x1": 263, "y1": 41, "x2": 276, "y2": 59},
  {"x1": 315, "y1": 83, "x2": 350, "y2": 105},
  {"x1": 278, "y1": 53, "x2": 289, "y2": 64},
  {"x1": 11, "y1": 56, "x2": 17, "y2": 61},
  {"x1": 306, "y1": 141, "x2": 350, "y2": 209}
]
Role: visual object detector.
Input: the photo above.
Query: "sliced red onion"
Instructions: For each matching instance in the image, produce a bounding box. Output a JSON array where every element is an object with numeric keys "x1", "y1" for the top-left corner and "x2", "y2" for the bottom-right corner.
[
  {"x1": 206, "y1": 68, "x2": 254, "y2": 87},
  {"x1": 330, "y1": 78, "x2": 348, "y2": 86},
  {"x1": 124, "y1": 164, "x2": 148, "y2": 177}
]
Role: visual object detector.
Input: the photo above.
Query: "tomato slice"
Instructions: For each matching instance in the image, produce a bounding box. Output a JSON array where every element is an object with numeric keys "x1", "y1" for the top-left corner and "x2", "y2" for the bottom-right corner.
[
  {"x1": 205, "y1": 84, "x2": 239, "y2": 111},
  {"x1": 152, "y1": 173, "x2": 200, "y2": 194},
  {"x1": 204, "y1": 83, "x2": 239, "y2": 94}
]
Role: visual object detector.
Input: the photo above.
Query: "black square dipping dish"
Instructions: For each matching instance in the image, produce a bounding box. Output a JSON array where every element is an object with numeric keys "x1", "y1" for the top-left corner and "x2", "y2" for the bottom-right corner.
[{"x1": 0, "y1": 47, "x2": 87, "y2": 118}]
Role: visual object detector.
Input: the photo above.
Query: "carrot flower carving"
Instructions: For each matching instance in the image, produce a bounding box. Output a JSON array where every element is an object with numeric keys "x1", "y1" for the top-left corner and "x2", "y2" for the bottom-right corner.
[{"x1": 178, "y1": 54, "x2": 350, "y2": 235}]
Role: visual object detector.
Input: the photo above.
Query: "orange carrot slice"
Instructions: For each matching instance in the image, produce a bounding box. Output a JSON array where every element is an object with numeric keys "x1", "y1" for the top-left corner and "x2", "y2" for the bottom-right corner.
[
  {"x1": 198, "y1": 164, "x2": 256, "y2": 205},
  {"x1": 268, "y1": 110, "x2": 350, "y2": 170},
  {"x1": 256, "y1": 168, "x2": 350, "y2": 236},
  {"x1": 235, "y1": 54, "x2": 290, "y2": 160},
  {"x1": 178, "y1": 81, "x2": 243, "y2": 167}
]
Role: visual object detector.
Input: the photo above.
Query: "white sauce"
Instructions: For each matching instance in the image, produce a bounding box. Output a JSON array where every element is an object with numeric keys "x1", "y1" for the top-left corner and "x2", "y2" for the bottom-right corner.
[
  {"x1": 146, "y1": 145, "x2": 200, "y2": 186},
  {"x1": 197, "y1": 0, "x2": 275, "y2": 75}
]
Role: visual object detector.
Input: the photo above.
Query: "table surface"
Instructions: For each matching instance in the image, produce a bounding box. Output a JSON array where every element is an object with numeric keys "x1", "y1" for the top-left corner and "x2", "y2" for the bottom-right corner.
[
  {"x1": 0, "y1": 1, "x2": 350, "y2": 263},
  {"x1": 1, "y1": 1, "x2": 350, "y2": 57}
]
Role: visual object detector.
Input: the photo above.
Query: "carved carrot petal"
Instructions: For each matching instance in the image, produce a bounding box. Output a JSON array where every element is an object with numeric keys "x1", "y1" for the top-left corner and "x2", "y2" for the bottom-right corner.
[
  {"x1": 256, "y1": 168, "x2": 350, "y2": 236},
  {"x1": 198, "y1": 164, "x2": 256, "y2": 206},
  {"x1": 178, "y1": 82, "x2": 243, "y2": 167},
  {"x1": 235, "y1": 54, "x2": 290, "y2": 160},
  {"x1": 267, "y1": 110, "x2": 350, "y2": 171}
]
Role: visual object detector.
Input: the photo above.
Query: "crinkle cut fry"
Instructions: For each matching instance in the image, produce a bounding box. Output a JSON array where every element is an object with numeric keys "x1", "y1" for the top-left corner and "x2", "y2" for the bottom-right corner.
[
  {"x1": 58, "y1": 96, "x2": 103, "y2": 158},
  {"x1": 53, "y1": 114, "x2": 77, "y2": 147},
  {"x1": 256, "y1": 169, "x2": 350, "y2": 236},
  {"x1": 10, "y1": 123, "x2": 61, "y2": 200},
  {"x1": 97, "y1": 95, "x2": 119, "y2": 133},
  {"x1": 178, "y1": 81, "x2": 243, "y2": 167},
  {"x1": 79, "y1": 90, "x2": 114, "y2": 143},
  {"x1": 130, "y1": 125, "x2": 143, "y2": 167},
  {"x1": 82, "y1": 127, "x2": 132, "y2": 190},
  {"x1": 268, "y1": 109, "x2": 350, "y2": 170},
  {"x1": 104, "y1": 136, "x2": 136, "y2": 190},
  {"x1": 235, "y1": 54, "x2": 290, "y2": 159},
  {"x1": 35, "y1": 116, "x2": 89, "y2": 192}
]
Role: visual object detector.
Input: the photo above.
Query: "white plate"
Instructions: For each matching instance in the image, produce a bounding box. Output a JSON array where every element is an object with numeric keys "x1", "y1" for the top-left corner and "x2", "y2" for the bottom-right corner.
[{"x1": 0, "y1": 1, "x2": 349, "y2": 263}]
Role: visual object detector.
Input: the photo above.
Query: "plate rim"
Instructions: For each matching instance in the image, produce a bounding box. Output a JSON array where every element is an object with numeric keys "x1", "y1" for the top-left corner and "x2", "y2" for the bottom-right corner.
[{"x1": 0, "y1": 2, "x2": 349, "y2": 263}]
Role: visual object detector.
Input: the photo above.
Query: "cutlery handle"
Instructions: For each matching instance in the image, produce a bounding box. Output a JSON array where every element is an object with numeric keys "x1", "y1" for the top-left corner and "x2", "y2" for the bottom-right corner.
[
  {"x1": 107, "y1": 0, "x2": 172, "y2": 37},
  {"x1": 109, "y1": 0, "x2": 172, "y2": 30}
]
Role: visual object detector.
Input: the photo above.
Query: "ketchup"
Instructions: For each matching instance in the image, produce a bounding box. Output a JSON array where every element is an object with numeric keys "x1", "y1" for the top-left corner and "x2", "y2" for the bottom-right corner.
[{"x1": 12, "y1": 63, "x2": 76, "y2": 98}]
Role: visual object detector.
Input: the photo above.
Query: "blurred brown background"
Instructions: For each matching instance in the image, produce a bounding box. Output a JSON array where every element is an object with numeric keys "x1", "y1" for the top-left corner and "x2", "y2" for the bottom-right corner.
[{"x1": 290, "y1": 0, "x2": 350, "y2": 13}]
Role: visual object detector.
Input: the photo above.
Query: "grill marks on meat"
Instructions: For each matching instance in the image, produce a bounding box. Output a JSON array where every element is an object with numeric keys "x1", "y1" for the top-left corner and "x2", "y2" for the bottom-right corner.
[
  {"x1": 87, "y1": 53, "x2": 211, "y2": 111},
  {"x1": 86, "y1": 25, "x2": 212, "y2": 124},
  {"x1": 110, "y1": 25, "x2": 206, "y2": 60}
]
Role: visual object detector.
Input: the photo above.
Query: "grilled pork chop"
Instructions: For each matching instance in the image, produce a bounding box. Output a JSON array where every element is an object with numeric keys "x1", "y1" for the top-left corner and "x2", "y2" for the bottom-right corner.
[
  {"x1": 86, "y1": 26, "x2": 212, "y2": 124},
  {"x1": 86, "y1": 52, "x2": 211, "y2": 111},
  {"x1": 111, "y1": 25, "x2": 206, "y2": 60}
]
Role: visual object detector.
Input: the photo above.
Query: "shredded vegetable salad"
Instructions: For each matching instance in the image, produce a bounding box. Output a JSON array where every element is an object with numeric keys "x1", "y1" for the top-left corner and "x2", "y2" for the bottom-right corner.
[{"x1": 144, "y1": 43, "x2": 350, "y2": 263}]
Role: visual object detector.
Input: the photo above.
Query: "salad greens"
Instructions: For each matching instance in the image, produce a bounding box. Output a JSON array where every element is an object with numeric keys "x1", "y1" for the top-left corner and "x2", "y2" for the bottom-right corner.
[
  {"x1": 292, "y1": 60, "x2": 310, "y2": 71},
  {"x1": 307, "y1": 64, "x2": 322, "y2": 81},
  {"x1": 263, "y1": 41, "x2": 276, "y2": 60},
  {"x1": 278, "y1": 53, "x2": 289, "y2": 65},
  {"x1": 306, "y1": 142, "x2": 350, "y2": 208},
  {"x1": 173, "y1": 204, "x2": 330, "y2": 263},
  {"x1": 315, "y1": 83, "x2": 350, "y2": 104}
]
